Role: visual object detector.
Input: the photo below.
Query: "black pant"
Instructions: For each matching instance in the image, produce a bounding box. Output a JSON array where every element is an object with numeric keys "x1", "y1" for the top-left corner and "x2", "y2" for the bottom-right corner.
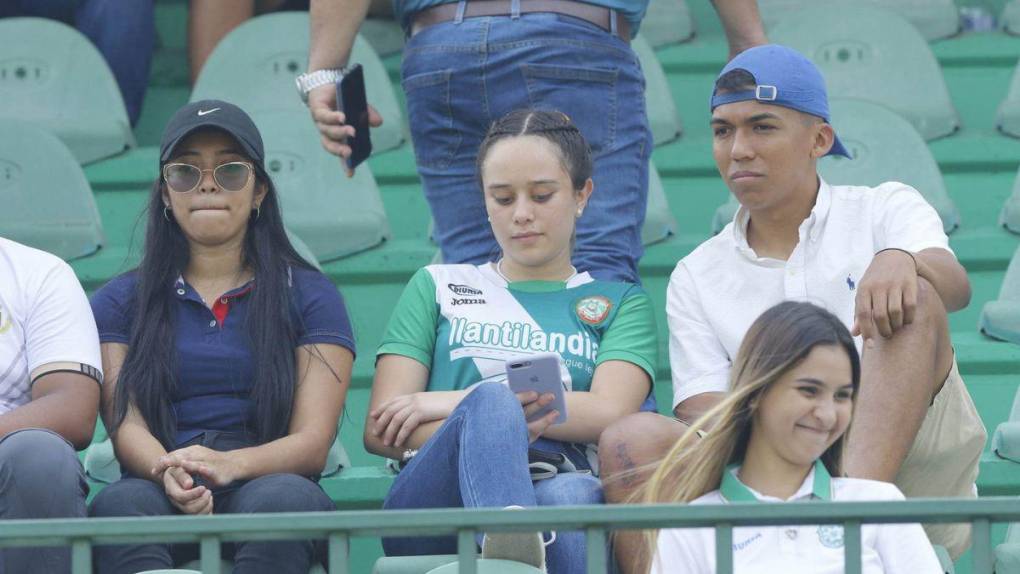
[{"x1": 89, "y1": 473, "x2": 334, "y2": 574}]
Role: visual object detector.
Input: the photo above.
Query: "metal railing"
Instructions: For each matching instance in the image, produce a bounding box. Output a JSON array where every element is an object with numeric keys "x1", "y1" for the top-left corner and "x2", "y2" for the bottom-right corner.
[{"x1": 3, "y1": 497, "x2": 1018, "y2": 573}]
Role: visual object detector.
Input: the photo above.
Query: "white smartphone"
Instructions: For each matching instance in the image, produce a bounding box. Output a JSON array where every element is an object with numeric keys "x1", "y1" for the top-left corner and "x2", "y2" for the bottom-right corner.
[{"x1": 506, "y1": 353, "x2": 568, "y2": 425}]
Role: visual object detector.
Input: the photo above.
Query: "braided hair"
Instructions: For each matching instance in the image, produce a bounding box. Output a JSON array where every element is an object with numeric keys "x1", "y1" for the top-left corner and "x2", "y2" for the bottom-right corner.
[{"x1": 476, "y1": 109, "x2": 593, "y2": 191}]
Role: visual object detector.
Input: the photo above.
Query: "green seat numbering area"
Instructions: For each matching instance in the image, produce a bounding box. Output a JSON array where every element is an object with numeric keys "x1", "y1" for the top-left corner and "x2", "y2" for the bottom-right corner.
[{"x1": 0, "y1": 0, "x2": 1014, "y2": 571}]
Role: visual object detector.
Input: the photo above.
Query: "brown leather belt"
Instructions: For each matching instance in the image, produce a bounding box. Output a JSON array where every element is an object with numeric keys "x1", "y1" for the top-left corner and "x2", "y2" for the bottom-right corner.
[{"x1": 410, "y1": 0, "x2": 631, "y2": 42}]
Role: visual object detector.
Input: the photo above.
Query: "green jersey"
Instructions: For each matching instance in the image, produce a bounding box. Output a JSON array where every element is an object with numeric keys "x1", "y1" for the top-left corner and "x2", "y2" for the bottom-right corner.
[{"x1": 378, "y1": 263, "x2": 657, "y2": 393}]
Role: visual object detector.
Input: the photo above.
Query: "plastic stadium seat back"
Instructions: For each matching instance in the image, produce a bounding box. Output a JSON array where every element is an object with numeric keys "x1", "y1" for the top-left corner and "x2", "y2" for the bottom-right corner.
[
  {"x1": 1004, "y1": 1, "x2": 1020, "y2": 35},
  {"x1": 998, "y1": 63, "x2": 1020, "y2": 141},
  {"x1": 1001, "y1": 160, "x2": 1020, "y2": 233},
  {"x1": 998, "y1": 524, "x2": 1020, "y2": 574},
  {"x1": 760, "y1": 0, "x2": 960, "y2": 41},
  {"x1": 84, "y1": 433, "x2": 351, "y2": 484},
  {"x1": 644, "y1": 160, "x2": 678, "y2": 246},
  {"x1": 374, "y1": 556, "x2": 463, "y2": 574},
  {"x1": 979, "y1": 245, "x2": 1020, "y2": 345},
  {"x1": 0, "y1": 120, "x2": 105, "y2": 260},
  {"x1": 711, "y1": 99, "x2": 960, "y2": 235},
  {"x1": 769, "y1": 5, "x2": 959, "y2": 141},
  {"x1": 191, "y1": 12, "x2": 406, "y2": 153},
  {"x1": 637, "y1": 0, "x2": 694, "y2": 47},
  {"x1": 361, "y1": 18, "x2": 406, "y2": 57},
  {"x1": 0, "y1": 18, "x2": 134, "y2": 163},
  {"x1": 427, "y1": 559, "x2": 547, "y2": 573},
  {"x1": 631, "y1": 36, "x2": 682, "y2": 146},
  {"x1": 819, "y1": 98, "x2": 958, "y2": 233},
  {"x1": 254, "y1": 108, "x2": 391, "y2": 262},
  {"x1": 991, "y1": 385, "x2": 1020, "y2": 462},
  {"x1": 288, "y1": 229, "x2": 324, "y2": 272}
]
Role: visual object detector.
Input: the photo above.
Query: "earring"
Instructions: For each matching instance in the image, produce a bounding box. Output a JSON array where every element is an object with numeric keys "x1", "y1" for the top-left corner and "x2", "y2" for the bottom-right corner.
[
  {"x1": 487, "y1": 216, "x2": 491, "y2": 223},
  {"x1": 576, "y1": 208, "x2": 584, "y2": 217},
  {"x1": 163, "y1": 206, "x2": 172, "y2": 222},
  {"x1": 252, "y1": 205, "x2": 261, "y2": 222}
]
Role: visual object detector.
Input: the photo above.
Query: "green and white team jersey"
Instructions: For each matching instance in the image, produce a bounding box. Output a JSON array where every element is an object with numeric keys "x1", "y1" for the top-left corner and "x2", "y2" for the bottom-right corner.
[{"x1": 378, "y1": 263, "x2": 657, "y2": 393}]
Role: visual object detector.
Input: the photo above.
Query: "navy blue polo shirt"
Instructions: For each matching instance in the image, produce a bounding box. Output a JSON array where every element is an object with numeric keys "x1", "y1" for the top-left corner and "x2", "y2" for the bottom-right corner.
[{"x1": 91, "y1": 267, "x2": 356, "y2": 447}]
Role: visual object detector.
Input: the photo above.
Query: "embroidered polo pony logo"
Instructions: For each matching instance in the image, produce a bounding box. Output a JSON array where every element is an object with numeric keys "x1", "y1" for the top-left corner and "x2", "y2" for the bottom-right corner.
[{"x1": 575, "y1": 296, "x2": 612, "y2": 325}]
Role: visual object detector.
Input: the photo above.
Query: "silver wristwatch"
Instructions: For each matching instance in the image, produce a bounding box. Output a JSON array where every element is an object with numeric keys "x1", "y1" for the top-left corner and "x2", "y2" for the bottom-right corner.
[{"x1": 295, "y1": 68, "x2": 344, "y2": 104}]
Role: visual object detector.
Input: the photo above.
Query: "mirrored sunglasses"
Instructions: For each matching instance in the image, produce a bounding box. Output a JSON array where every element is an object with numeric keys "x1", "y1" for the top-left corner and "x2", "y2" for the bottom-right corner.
[{"x1": 162, "y1": 162, "x2": 253, "y2": 193}]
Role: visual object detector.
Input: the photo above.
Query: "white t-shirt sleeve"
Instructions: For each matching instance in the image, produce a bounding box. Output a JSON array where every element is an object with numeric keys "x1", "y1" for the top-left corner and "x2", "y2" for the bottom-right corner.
[
  {"x1": 651, "y1": 526, "x2": 711, "y2": 574},
  {"x1": 24, "y1": 260, "x2": 102, "y2": 381},
  {"x1": 667, "y1": 262, "x2": 731, "y2": 411},
  {"x1": 868, "y1": 484, "x2": 943, "y2": 573},
  {"x1": 872, "y1": 182, "x2": 953, "y2": 256}
]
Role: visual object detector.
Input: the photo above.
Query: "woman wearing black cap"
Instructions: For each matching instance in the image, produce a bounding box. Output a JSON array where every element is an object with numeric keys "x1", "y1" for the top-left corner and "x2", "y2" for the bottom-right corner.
[{"x1": 88, "y1": 100, "x2": 356, "y2": 574}]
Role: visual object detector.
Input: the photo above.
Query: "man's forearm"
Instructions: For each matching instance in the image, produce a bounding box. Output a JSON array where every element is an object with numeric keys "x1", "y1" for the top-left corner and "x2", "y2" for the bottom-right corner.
[
  {"x1": 0, "y1": 383, "x2": 98, "y2": 450},
  {"x1": 309, "y1": 0, "x2": 372, "y2": 71},
  {"x1": 710, "y1": 0, "x2": 768, "y2": 58},
  {"x1": 915, "y1": 248, "x2": 971, "y2": 313}
]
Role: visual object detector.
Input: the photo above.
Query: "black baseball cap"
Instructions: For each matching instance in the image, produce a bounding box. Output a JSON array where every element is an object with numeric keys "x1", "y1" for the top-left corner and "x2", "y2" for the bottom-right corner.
[{"x1": 159, "y1": 100, "x2": 265, "y2": 166}]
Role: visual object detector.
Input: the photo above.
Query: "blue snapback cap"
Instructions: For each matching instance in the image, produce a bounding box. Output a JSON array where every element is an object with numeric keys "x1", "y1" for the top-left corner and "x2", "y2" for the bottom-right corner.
[{"x1": 710, "y1": 44, "x2": 850, "y2": 158}]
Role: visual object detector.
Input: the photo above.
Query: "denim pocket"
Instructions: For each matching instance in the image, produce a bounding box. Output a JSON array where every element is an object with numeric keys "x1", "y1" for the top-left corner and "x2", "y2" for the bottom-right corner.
[
  {"x1": 521, "y1": 63, "x2": 619, "y2": 156},
  {"x1": 402, "y1": 69, "x2": 461, "y2": 170}
]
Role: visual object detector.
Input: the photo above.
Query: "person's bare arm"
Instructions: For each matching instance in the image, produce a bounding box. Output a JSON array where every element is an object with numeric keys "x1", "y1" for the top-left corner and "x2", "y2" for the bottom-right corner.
[
  {"x1": 673, "y1": 392, "x2": 726, "y2": 427},
  {"x1": 0, "y1": 370, "x2": 99, "y2": 450},
  {"x1": 709, "y1": 0, "x2": 768, "y2": 59},
  {"x1": 157, "y1": 344, "x2": 352, "y2": 484},
  {"x1": 540, "y1": 360, "x2": 650, "y2": 444},
  {"x1": 188, "y1": 0, "x2": 256, "y2": 83},
  {"x1": 914, "y1": 247, "x2": 970, "y2": 312}
]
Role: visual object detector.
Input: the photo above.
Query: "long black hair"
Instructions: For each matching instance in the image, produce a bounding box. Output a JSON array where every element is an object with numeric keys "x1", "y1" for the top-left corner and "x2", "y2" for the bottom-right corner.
[{"x1": 110, "y1": 153, "x2": 316, "y2": 450}]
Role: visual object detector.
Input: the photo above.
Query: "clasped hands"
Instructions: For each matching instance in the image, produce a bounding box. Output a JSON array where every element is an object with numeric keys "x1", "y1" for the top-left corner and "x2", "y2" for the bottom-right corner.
[
  {"x1": 150, "y1": 445, "x2": 241, "y2": 515},
  {"x1": 369, "y1": 389, "x2": 561, "y2": 449}
]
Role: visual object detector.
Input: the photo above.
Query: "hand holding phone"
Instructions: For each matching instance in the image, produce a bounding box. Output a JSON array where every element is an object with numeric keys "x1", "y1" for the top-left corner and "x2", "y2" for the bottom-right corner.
[
  {"x1": 335, "y1": 64, "x2": 373, "y2": 171},
  {"x1": 506, "y1": 353, "x2": 568, "y2": 425}
]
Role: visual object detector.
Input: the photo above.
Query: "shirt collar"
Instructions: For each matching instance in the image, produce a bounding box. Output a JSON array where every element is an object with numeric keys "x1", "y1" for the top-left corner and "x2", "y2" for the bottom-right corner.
[
  {"x1": 730, "y1": 176, "x2": 833, "y2": 258},
  {"x1": 172, "y1": 275, "x2": 256, "y2": 299},
  {"x1": 719, "y1": 459, "x2": 832, "y2": 503}
]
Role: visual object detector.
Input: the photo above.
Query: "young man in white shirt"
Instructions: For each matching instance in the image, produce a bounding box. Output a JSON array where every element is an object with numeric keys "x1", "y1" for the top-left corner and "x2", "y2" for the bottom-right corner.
[
  {"x1": 599, "y1": 44, "x2": 986, "y2": 570},
  {"x1": 0, "y1": 237, "x2": 102, "y2": 572}
]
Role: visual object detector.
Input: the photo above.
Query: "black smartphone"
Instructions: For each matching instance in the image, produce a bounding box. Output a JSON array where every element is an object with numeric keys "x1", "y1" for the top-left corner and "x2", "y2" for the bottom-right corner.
[{"x1": 336, "y1": 63, "x2": 372, "y2": 170}]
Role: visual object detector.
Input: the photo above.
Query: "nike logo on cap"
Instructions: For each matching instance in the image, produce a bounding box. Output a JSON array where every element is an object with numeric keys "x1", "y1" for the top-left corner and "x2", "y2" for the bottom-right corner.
[{"x1": 197, "y1": 108, "x2": 220, "y2": 116}]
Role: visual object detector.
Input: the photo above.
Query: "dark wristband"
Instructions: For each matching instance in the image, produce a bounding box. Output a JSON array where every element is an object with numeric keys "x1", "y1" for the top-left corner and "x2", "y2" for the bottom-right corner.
[{"x1": 876, "y1": 248, "x2": 918, "y2": 273}]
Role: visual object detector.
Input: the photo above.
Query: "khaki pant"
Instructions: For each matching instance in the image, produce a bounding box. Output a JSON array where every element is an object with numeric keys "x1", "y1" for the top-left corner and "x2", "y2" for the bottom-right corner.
[{"x1": 894, "y1": 358, "x2": 987, "y2": 560}]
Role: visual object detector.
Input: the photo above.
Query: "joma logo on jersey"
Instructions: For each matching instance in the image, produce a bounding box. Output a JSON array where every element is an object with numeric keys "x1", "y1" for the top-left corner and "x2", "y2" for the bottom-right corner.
[
  {"x1": 448, "y1": 283, "x2": 483, "y2": 296},
  {"x1": 451, "y1": 297, "x2": 486, "y2": 306}
]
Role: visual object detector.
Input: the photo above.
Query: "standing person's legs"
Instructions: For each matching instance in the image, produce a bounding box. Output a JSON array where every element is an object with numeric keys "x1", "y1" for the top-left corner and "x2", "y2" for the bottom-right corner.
[
  {"x1": 90, "y1": 478, "x2": 179, "y2": 574},
  {"x1": 215, "y1": 473, "x2": 334, "y2": 574},
  {"x1": 0, "y1": 428, "x2": 87, "y2": 574},
  {"x1": 532, "y1": 472, "x2": 604, "y2": 574},
  {"x1": 382, "y1": 383, "x2": 537, "y2": 556},
  {"x1": 75, "y1": 0, "x2": 154, "y2": 125}
]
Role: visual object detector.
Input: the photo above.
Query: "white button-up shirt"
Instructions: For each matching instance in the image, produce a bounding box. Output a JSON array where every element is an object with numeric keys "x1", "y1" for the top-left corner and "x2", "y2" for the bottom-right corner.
[
  {"x1": 668, "y1": 179, "x2": 952, "y2": 409},
  {"x1": 651, "y1": 465, "x2": 943, "y2": 574}
]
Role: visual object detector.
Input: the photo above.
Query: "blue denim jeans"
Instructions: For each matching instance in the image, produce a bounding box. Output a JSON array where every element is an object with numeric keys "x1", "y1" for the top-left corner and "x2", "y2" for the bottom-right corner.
[
  {"x1": 383, "y1": 383, "x2": 605, "y2": 574},
  {"x1": 90, "y1": 473, "x2": 334, "y2": 574},
  {"x1": 0, "y1": 0, "x2": 154, "y2": 125},
  {"x1": 401, "y1": 11, "x2": 652, "y2": 283}
]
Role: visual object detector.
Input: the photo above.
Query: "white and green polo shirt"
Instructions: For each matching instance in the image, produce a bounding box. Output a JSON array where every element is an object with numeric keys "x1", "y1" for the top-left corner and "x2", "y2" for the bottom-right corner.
[{"x1": 377, "y1": 263, "x2": 657, "y2": 393}]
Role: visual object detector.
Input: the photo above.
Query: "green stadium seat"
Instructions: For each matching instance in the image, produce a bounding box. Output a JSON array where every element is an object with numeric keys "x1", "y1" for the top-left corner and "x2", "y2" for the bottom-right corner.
[
  {"x1": 374, "y1": 556, "x2": 545, "y2": 574},
  {"x1": 1004, "y1": 1, "x2": 1020, "y2": 35},
  {"x1": 361, "y1": 18, "x2": 406, "y2": 57},
  {"x1": 759, "y1": 0, "x2": 960, "y2": 41},
  {"x1": 768, "y1": 5, "x2": 959, "y2": 141},
  {"x1": 0, "y1": 18, "x2": 134, "y2": 164},
  {"x1": 996, "y1": 523, "x2": 1020, "y2": 574},
  {"x1": 979, "y1": 245, "x2": 1020, "y2": 346},
  {"x1": 191, "y1": 12, "x2": 406, "y2": 153},
  {"x1": 997, "y1": 62, "x2": 1020, "y2": 140},
  {"x1": 1002, "y1": 166, "x2": 1020, "y2": 232},
  {"x1": 0, "y1": 120, "x2": 105, "y2": 260},
  {"x1": 632, "y1": 36, "x2": 682, "y2": 147},
  {"x1": 644, "y1": 160, "x2": 678, "y2": 246},
  {"x1": 636, "y1": 0, "x2": 694, "y2": 48},
  {"x1": 991, "y1": 385, "x2": 1020, "y2": 462},
  {"x1": 712, "y1": 98, "x2": 960, "y2": 234},
  {"x1": 253, "y1": 108, "x2": 391, "y2": 262},
  {"x1": 288, "y1": 229, "x2": 324, "y2": 271}
]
